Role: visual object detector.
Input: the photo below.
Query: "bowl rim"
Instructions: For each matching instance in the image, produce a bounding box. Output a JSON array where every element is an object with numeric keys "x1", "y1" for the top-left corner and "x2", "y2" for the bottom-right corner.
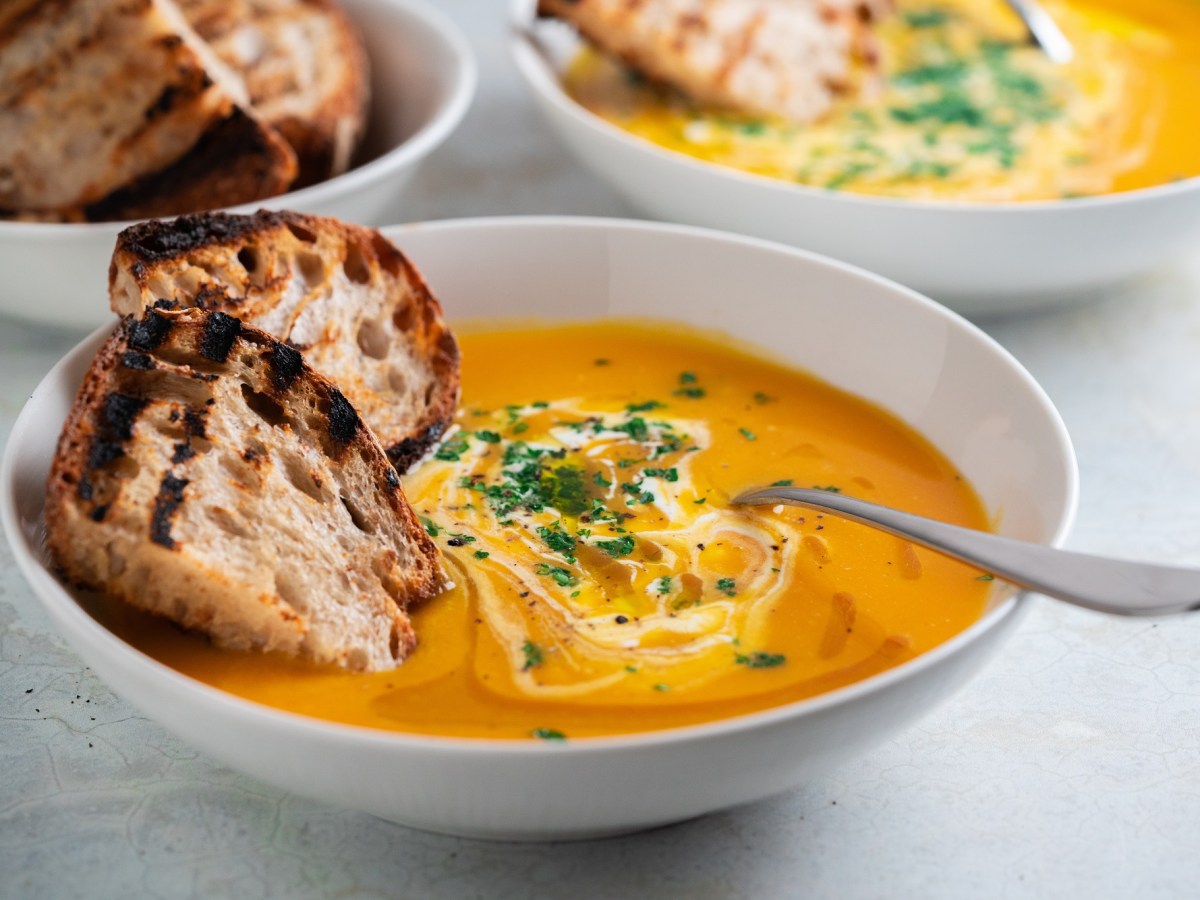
[
  {"x1": 508, "y1": 0, "x2": 1200, "y2": 215},
  {"x1": 0, "y1": 0, "x2": 477, "y2": 237},
  {"x1": 0, "y1": 215, "x2": 1080, "y2": 758}
]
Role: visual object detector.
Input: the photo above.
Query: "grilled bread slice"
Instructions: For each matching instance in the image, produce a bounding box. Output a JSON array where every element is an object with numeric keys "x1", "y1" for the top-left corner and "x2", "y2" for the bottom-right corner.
[
  {"x1": 109, "y1": 211, "x2": 460, "y2": 472},
  {"x1": 44, "y1": 307, "x2": 447, "y2": 672},
  {"x1": 537, "y1": 0, "x2": 891, "y2": 124},
  {"x1": 178, "y1": 0, "x2": 370, "y2": 187},
  {"x1": 0, "y1": 0, "x2": 296, "y2": 220}
]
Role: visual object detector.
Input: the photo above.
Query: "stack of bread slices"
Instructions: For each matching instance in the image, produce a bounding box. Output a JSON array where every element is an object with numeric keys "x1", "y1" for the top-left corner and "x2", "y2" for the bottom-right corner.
[
  {"x1": 0, "y1": 0, "x2": 368, "y2": 222},
  {"x1": 44, "y1": 211, "x2": 458, "y2": 672}
]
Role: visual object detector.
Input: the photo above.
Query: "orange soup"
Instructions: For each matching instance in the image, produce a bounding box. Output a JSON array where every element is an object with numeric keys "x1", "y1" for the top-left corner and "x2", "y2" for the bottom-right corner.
[
  {"x1": 563, "y1": 0, "x2": 1200, "y2": 201},
  {"x1": 89, "y1": 322, "x2": 995, "y2": 739}
]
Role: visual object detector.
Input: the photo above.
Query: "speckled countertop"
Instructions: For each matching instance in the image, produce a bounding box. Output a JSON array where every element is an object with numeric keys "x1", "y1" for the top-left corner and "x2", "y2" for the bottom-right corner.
[{"x1": 3, "y1": 2, "x2": 1199, "y2": 897}]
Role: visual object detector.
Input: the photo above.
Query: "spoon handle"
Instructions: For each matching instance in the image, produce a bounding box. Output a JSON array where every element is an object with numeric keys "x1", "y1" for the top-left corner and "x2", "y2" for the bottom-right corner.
[
  {"x1": 1003, "y1": 0, "x2": 1075, "y2": 64},
  {"x1": 733, "y1": 487, "x2": 1200, "y2": 617}
]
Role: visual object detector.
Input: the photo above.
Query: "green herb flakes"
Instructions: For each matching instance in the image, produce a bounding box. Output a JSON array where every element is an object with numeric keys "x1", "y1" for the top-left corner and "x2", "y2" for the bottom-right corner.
[
  {"x1": 596, "y1": 535, "x2": 637, "y2": 558},
  {"x1": 535, "y1": 563, "x2": 579, "y2": 588},
  {"x1": 626, "y1": 400, "x2": 665, "y2": 413},
  {"x1": 434, "y1": 436, "x2": 470, "y2": 461},
  {"x1": 537, "y1": 523, "x2": 577, "y2": 560},
  {"x1": 735, "y1": 651, "x2": 787, "y2": 669}
]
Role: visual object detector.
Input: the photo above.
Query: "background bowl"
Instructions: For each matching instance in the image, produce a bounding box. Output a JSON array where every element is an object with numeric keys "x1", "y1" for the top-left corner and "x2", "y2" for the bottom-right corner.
[
  {"x1": 510, "y1": 0, "x2": 1200, "y2": 317},
  {"x1": 0, "y1": 0, "x2": 475, "y2": 332},
  {"x1": 1, "y1": 217, "x2": 1077, "y2": 840}
]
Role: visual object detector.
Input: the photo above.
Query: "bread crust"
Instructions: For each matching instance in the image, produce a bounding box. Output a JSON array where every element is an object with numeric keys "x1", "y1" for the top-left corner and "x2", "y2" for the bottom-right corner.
[
  {"x1": 45, "y1": 307, "x2": 446, "y2": 672},
  {"x1": 177, "y1": 0, "x2": 371, "y2": 186},
  {"x1": 109, "y1": 211, "x2": 460, "y2": 472},
  {"x1": 537, "y1": 0, "x2": 891, "y2": 124},
  {"x1": 0, "y1": 0, "x2": 297, "y2": 221}
]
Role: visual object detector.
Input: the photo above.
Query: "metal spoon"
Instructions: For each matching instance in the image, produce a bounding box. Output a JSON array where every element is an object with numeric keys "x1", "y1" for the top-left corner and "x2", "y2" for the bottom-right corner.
[
  {"x1": 733, "y1": 487, "x2": 1199, "y2": 617},
  {"x1": 1004, "y1": 0, "x2": 1075, "y2": 64}
]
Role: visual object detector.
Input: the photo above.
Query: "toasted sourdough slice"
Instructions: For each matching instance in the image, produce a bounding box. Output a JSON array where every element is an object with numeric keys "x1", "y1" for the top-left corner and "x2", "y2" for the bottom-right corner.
[
  {"x1": 109, "y1": 211, "x2": 460, "y2": 472},
  {"x1": 537, "y1": 0, "x2": 891, "y2": 124},
  {"x1": 44, "y1": 307, "x2": 447, "y2": 672},
  {"x1": 0, "y1": 0, "x2": 296, "y2": 220},
  {"x1": 178, "y1": 0, "x2": 370, "y2": 187}
]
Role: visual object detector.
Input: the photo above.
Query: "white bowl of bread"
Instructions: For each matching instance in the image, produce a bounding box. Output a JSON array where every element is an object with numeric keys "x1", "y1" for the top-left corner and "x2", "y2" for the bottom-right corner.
[
  {"x1": 510, "y1": 0, "x2": 1200, "y2": 317},
  {"x1": 2, "y1": 213, "x2": 1076, "y2": 840},
  {"x1": 0, "y1": 0, "x2": 475, "y2": 330}
]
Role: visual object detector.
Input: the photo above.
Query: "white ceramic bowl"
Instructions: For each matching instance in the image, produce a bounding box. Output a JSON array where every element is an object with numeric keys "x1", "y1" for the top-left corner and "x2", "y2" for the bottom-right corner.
[
  {"x1": 510, "y1": 0, "x2": 1200, "y2": 317},
  {"x1": 0, "y1": 0, "x2": 475, "y2": 332},
  {"x1": 1, "y1": 217, "x2": 1077, "y2": 840}
]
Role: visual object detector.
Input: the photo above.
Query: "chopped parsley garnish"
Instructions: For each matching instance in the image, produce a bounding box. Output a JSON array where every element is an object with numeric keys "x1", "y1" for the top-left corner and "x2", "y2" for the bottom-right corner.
[
  {"x1": 813, "y1": 485, "x2": 842, "y2": 493},
  {"x1": 904, "y1": 8, "x2": 951, "y2": 27},
  {"x1": 893, "y1": 60, "x2": 968, "y2": 89},
  {"x1": 716, "y1": 577, "x2": 737, "y2": 597},
  {"x1": 693, "y1": 497, "x2": 707, "y2": 505},
  {"x1": 434, "y1": 435, "x2": 470, "y2": 461},
  {"x1": 537, "y1": 522, "x2": 577, "y2": 560},
  {"x1": 738, "y1": 428, "x2": 757, "y2": 441},
  {"x1": 889, "y1": 93, "x2": 985, "y2": 128},
  {"x1": 673, "y1": 371, "x2": 706, "y2": 399},
  {"x1": 656, "y1": 576, "x2": 672, "y2": 594},
  {"x1": 474, "y1": 550, "x2": 490, "y2": 559},
  {"x1": 544, "y1": 465, "x2": 590, "y2": 516},
  {"x1": 448, "y1": 531, "x2": 476, "y2": 543},
  {"x1": 420, "y1": 517, "x2": 441, "y2": 537},
  {"x1": 535, "y1": 563, "x2": 579, "y2": 588},
  {"x1": 593, "y1": 471, "x2": 612, "y2": 488},
  {"x1": 653, "y1": 683, "x2": 670, "y2": 692},
  {"x1": 626, "y1": 400, "x2": 665, "y2": 413},
  {"x1": 474, "y1": 430, "x2": 502, "y2": 443},
  {"x1": 977, "y1": 573, "x2": 995, "y2": 581},
  {"x1": 825, "y1": 161, "x2": 877, "y2": 190},
  {"x1": 735, "y1": 652, "x2": 787, "y2": 669},
  {"x1": 753, "y1": 391, "x2": 773, "y2": 404},
  {"x1": 595, "y1": 535, "x2": 636, "y2": 558},
  {"x1": 643, "y1": 467, "x2": 679, "y2": 482},
  {"x1": 531, "y1": 728, "x2": 566, "y2": 741},
  {"x1": 771, "y1": 479, "x2": 793, "y2": 487},
  {"x1": 614, "y1": 417, "x2": 650, "y2": 442},
  {"x1": 522, "y1": 640, "x2": 544, "y2": 670}
]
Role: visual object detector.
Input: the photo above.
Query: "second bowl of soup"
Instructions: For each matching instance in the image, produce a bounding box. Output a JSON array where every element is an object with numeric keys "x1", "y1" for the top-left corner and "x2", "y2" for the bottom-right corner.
[
  {"x1": 513, "y1": 0, "x2": 1200, "y2": 315},
  {"x1": 2, "y1": 217, "x2": 1077, "y2": 838}
]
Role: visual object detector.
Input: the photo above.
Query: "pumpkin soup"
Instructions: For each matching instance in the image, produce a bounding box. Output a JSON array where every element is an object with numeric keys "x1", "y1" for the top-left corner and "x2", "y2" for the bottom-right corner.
[
  {"x1": 561, "y1": 0, "x2": 1200, "y2": 201},
  {"x1": 87, "y1": 322, "x2": 995, "y2": 739}
]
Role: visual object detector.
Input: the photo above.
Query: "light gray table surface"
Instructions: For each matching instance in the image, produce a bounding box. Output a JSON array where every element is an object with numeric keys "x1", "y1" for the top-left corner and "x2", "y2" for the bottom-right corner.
[{"x1": 3, "y1": 2, "x2": 1198, "y2": 898}]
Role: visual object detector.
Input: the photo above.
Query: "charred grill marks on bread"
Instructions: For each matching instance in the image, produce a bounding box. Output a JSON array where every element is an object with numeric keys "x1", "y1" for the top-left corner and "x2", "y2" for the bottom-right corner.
[
  {"x1": 45, "y1": 307, "x2": 447, "y2": 672},
  {"x1": 0, "y1": 0, "x2": 297, "y2": 221},
  {"x1": 109, "y1": 211, "x2": 460, "y2": 472}
]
